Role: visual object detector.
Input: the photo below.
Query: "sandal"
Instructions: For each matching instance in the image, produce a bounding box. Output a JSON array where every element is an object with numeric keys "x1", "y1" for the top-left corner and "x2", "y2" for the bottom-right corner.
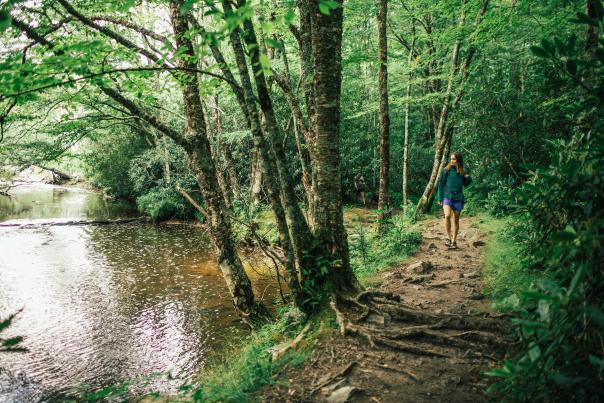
[
  {"x1": 448, "y1": 242, "x2": 458, "y2": 250},
  {"x1": 444, "y1": 239, "x2": 452, "y2": 247}
]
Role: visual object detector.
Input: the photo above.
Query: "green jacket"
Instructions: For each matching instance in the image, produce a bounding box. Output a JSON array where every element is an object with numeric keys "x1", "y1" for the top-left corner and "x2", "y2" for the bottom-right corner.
[{"x1": 436, "y1": 168, "x2": 471, "y2": 202}]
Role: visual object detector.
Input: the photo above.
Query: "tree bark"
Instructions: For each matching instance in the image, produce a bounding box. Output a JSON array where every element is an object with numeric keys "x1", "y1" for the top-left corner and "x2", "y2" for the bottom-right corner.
[
  {"x1": 377, "y1": 0, "x2": 391, "y2": 226},
  {"x1": 210, "y1": 95, "x2": 240, "y2": 202},
  {"x1": 309, "y1": 0, "x2": 358, "y2": 292},
  {"x1": 224, "y1": 2, "x2": 308, "y2": 307},
  {"x1": 167, "y1": 1, "x2": 267, "y2": 326},
  {"x1": 230, "y1": 1, "x2": 323, "y2": 301},
  {"x1": 415, "y1": 0, "x2": 489, "y2": 216},
  {"x1": 403, "y1": 27, "x2": 416, "y2": 209}
]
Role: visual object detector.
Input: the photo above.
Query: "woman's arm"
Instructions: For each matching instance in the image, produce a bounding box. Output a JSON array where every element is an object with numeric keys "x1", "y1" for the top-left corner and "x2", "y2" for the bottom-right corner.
[{"x1": 436, "y1": 171, "x2": 446, "y2": 202}]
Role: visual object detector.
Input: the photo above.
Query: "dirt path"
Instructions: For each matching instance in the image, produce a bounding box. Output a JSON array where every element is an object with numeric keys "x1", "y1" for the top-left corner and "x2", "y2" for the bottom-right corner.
[{"x1": 259, "y1": 216, "x2": 506, "y2": 402}]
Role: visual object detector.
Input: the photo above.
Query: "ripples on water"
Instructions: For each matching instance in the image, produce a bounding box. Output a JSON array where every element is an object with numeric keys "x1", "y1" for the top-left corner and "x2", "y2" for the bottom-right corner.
[{"x1": 0, "y1": 185, "x2": 277, "y2": 401}]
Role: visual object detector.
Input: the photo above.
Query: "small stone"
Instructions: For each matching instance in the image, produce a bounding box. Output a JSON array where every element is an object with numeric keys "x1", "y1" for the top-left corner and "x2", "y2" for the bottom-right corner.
[
  {"x1": 473, "y1": 240, "x2": 486, "y2": 247},
  {"x1": 326, "y1": 386, "x2": 360, "y2": 403},
  {"x1": 465, "y1": 271, "x2": 479, "y2": 279},
  {"x1": 406, "y1": 261, "x2": 434, "y2": 274},
  {"x1": 428, "y1": 242, "x2": 437, "y2": 249},
  {"x1": 459, "y1": 273, "x2": 465, "y2": 278},
  {"x1": 435, "y1": 309, "x2": 443, "y2": 315}
]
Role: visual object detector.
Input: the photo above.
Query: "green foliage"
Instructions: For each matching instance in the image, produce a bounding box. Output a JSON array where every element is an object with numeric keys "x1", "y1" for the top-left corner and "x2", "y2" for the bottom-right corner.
[
  {"x1": 136, "y1": 186, "x2": 199, "y2": 222},
  {"x1": 84, "y1": 131, "x2": 148, "y2": 198},
  {"x1": 479, "y1": 216, "x2": 535, "y2": 301},
  {"x1": 0, "y1": 310, "x2": 27, "y2": 353},
  {"x1": 191, "y1": 307, "x2": 318, "y2": 402},
  {"x1": 486, "y1": 6, "x2": 604, "y2": 400},
  {"x1": 349, "y1": 213, "x2": 422, "y2": 280}
]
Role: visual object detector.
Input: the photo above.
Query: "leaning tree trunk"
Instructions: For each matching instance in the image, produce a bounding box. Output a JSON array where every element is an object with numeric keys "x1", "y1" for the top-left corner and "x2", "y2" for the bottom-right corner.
[
  {"x1": 169, "y1": 1, "x2": 267, "y2": 326},
  {"x1": 415, "y1": 0, "x2": 488, "y2": 216},
  {"x1": 403, "y1": 27, "x2": 416, "y2": 209},
  {"x1": 377, "y1": 0, "x2": 391, "y2": 227},
  {"x1": 309, "y1": 0, "x2": 358, "y2": 292},
  {"x1": 211, "y1": 94, "x2": 241, "y2": 201},
  {"x1": 415, "y1": 2, "x2": 466, "y2": 216},
  {"x1": 231, "y1": 0, "x2": 326, "y2": 306},
  {"x1": 224, "y1": 4, "x2": 309, "y2": 307}
]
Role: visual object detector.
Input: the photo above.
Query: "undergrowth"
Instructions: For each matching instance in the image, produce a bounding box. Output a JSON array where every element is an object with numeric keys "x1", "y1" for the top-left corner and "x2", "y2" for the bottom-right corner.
[
  {"x1": 187, "y1": 307, "x2": 331, "y2": 402},
  {"x1": 478, "y1": 215, "x2": 536, "y2": 300},
  {"x1": 349, "y1": 211, "x2": 423, "y2": 282}
]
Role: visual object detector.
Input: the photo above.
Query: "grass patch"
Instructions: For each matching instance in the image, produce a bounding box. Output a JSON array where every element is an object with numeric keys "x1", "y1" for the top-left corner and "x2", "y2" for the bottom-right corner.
[
  {"x1": 477, "y1": 214, "x2": 536, "y2": 300},
  {"x1": 348, "y1": 212, "x2": 423, "y2": 284},
  {"x1": 189, "y1": 307, "x2": 329, "y2": 402}
]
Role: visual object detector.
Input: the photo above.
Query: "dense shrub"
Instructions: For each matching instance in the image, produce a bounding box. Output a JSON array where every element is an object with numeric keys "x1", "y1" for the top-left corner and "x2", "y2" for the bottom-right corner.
[
  {"x1": 83, "y1": 132, "x2": 148, "y2": 198},
  {"x1": 487, "y1": 7, "x2": 604, "y2": 400},
  {"x1": 136, "y1": 187, "x2": 198, "y2": 221}
]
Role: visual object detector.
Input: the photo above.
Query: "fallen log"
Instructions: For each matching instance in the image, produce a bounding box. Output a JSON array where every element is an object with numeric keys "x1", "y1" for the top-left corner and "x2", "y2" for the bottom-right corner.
[{"x1": 0, "y1": 217, "x2": 147, "y2": 228}]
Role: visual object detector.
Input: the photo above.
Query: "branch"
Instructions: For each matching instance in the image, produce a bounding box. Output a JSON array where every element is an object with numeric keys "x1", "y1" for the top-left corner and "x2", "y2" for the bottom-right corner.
[
  {"x1": 175, "y1": 183, "x2": 210, "y2": 220},
  {"x1": 0, "y1": 66, "x2": 238, "y2": 100},
  {"x1": 88, "y1": 15, "x2": 169, "y2": 43},
  {"x1": 56, "y1": 0, "x2": 172, "y2": 67},
  {"x1": 10, "y1": 15, "x2": 185, "y2": 145}
]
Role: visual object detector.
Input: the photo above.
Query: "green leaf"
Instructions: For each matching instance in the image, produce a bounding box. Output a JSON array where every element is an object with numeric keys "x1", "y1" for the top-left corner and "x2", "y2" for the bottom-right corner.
[
  {"x1": 318, "y1": 2, "x2": 331, "y2": 15},
  {"x1": 0, "y1": 8, "x2": 11, "y2": 32},
  {"x1": 566, "y1": 59, "x2": 577, "y2": 76},
  {"x1": 264, "y1": 38, "x2": 282, "y2": 49},
  {"x1": 550, "y1": 372, "x2": 583, "y2": 387},
  {"x1": 571, "y1": 12, "x2": 599, "y2": 27},
  {"x1": 537, "y1": 300, "x2": 550, "y2": 322},
  {"x1": 258, "y1": 53, "x2": 271, "y2": 71},
  {"x1": 541, "y1": 39, "x2": 554, "y2": 54},
  {"x1": 118, "y1": 0, "x2": 136, "y2": 12},
  {"x1": 568, "y1": 265, "x2": 585, "y2": 295},
  {"x1": 584, "y1": 306, "x2": 604, "y2": 330},
  {"x1": 181, "y1": 0, "x2": 199, "y2": 14},
  {"x1": 528, "y1": 344, "x2": 541, "y2": 362},
  {"x1": 531, "y1": 46, "x2": 550, "y2": 59},
  {"x1": 2, "y1": 336, "x2": 23, "y2": 347},
  {"x1": 551, "y1": 225, "x2": 576, "y2": 242}
]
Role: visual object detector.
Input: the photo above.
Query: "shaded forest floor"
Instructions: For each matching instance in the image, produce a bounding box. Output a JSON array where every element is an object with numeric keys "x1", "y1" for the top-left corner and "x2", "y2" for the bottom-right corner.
[{"x1": 257, "y1": 215, "x2": 506, "y2": 402}]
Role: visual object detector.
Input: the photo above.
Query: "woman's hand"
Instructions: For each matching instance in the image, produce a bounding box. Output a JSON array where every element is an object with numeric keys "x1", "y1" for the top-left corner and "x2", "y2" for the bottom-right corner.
[{"x1": 438, "y1": 201, "x2": 442, "y2": 206}]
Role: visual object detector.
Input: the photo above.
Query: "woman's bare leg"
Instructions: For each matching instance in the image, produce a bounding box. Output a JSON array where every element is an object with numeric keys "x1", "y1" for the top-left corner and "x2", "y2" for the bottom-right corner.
[
  {"x1": 452, "y1": 210, "x2": 461, "y2": 243},
  {"x1": 443, "y1": 204, "x2": 452, "y2": 241}
]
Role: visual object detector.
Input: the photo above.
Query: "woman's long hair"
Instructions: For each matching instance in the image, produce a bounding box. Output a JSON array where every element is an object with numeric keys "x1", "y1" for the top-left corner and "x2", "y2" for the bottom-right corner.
[{"x1": 446, "y1": 152, "x2": 465, "y2": 175}]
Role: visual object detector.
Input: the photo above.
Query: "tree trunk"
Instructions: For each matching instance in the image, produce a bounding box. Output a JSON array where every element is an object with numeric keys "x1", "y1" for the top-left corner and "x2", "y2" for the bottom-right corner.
[
  {"x1": 403, "y1": 28, "x2": 416, "y2": 209},
  {"x1": 211, "y1": 95, "x2": 241, "y2": 201},
  {"x1": 250, "y1": 151, "x2": 263, "y2": 205},
  {"x1": 224, "y1": 3, "x2": 309, "y2": 307},
  {"x1": 231, "y1": 1, "x2": 325, "y2": 305},
  {"x1": 168, "y1": 1, "x2": 266, "y2": 326},
  {"x1": 203, "y1": 101, "x2": 233, "y2": 210},
  {"x1": 415, "y1": 0, "x2": 489, "y2": 216},
  {"x1": 377, "y1": 0, "x2": 391, "y2": 227},
  {"x1": 309, "y1": 0, "x2": 358, "y2": 292}
]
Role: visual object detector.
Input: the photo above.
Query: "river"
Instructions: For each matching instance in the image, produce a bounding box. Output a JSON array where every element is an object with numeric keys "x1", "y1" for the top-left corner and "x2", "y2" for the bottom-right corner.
[{"x1": 0, "y1": 184, "x2": 277, "y2": 401}]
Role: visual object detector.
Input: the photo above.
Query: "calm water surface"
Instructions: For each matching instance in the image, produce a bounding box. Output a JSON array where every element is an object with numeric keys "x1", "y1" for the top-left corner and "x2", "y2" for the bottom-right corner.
[{"x1": 0, "y1": 185, "x2": 275, "y2": 401}]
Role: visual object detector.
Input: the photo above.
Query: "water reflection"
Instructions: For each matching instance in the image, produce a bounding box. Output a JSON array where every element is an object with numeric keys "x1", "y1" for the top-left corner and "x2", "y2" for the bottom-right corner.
[
  {"x1": 0, "y1": 184, "x2": 137, "y2": 222},
  {"x1": 0, "y1": 186, "x2": 277, "y2": 401}
]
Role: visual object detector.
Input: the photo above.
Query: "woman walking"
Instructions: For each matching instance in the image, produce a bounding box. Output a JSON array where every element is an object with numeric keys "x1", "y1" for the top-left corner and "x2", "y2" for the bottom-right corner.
[{"x1": 436, "y1": 152, "x2": 471, "y2": 249}]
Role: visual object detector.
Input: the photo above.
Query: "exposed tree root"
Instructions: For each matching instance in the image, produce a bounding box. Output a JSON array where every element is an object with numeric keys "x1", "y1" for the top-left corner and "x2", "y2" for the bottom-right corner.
[{"x1": 330, "y1": 292, "x2": 507, "y2": 359}]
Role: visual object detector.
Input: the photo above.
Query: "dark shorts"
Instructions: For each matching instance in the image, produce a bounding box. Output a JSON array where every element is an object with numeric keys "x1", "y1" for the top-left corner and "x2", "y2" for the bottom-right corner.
[{"x1": 443, "y1": 198, "x2": 464, "y2": 212}]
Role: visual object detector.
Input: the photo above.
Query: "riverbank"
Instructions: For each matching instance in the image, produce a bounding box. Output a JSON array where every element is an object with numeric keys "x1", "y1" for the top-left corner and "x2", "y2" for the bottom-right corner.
[{"x1": 164, "y1": 211, "x2": 513, "y2": 403}]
